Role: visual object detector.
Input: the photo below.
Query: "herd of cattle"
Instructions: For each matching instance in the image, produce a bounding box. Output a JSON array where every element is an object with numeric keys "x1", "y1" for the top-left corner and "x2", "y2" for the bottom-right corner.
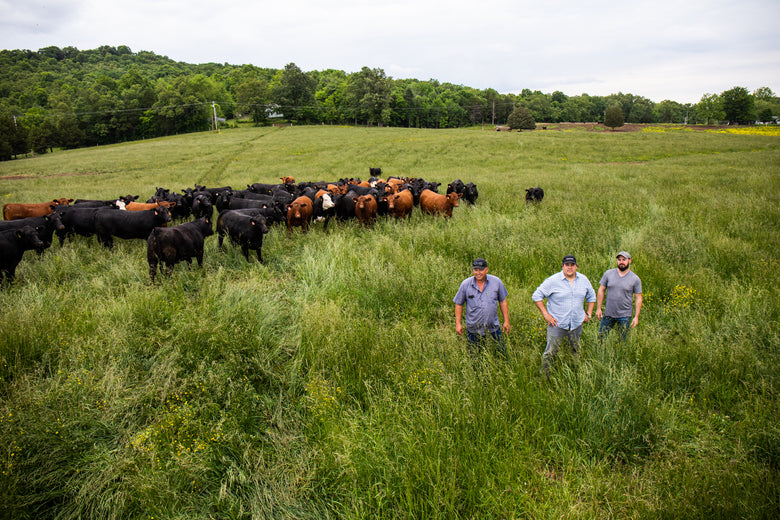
[{"x1": 1, "y1": 170, "x2": 544, "y2": 283}]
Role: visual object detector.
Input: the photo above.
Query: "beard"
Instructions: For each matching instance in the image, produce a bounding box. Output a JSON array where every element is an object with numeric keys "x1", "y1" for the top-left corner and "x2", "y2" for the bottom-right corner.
[{"x1": 617, "y1": 264, "x2": 629, "y2": 272}]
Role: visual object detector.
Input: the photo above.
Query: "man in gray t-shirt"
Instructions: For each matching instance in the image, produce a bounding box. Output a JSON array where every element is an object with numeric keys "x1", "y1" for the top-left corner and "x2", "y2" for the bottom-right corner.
[{"x1": 595, "y1": 251, "x2": 642, "y2": 341}]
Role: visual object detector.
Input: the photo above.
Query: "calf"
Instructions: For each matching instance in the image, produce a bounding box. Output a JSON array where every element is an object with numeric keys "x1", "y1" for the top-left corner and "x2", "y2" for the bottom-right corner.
[
  {"x1": 419, "y1": 189, "x2": 461, "y2": 218},
  {"x1": 525, "y1": 186, "x2": 544, "y2": 204},
  {"x1": 353, "y1": 194, "x2": 378, "y2": 227},
  {"x1": 386, "y1": 188, "x2": 414, "y2": 220},
  {"x1": 286, "y1": 196, "x2": 313, "y2": 234},
  {"x1": 147, "y1": 217, "x2": 213, "y2": 282},
  {"x1": 94, "y1": 206, "x2": 171, "y2": 248},
  {"x1": 3, "y1": 198, "x2": 73, "y2": 220},
  {"x1": 0, "y1": 226, "x2": 44, "y2": 283},
  {"x1": 217, "y1": 209, "x2": 270, "y2": 263}
]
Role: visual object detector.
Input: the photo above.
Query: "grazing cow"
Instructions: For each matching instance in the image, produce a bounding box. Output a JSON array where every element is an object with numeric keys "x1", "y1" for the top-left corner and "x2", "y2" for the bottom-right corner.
[
  {"x1": 386, "y1": 188, "x2": 414, "y2": 220},
  {"x1": 286, "y1": 196, "x2": 313, "y2": 234},
  {"x1": 463, "y1": 182, "x2": 479, "y2": 205},
  {"x1": 217, "y1": 209, "x2": 269, "y2": 263},
  {"x1": 0, "y1": 226, "x2": 44, "y2": 283},
  {"x1": 147, "y1": 217, "x2": 213, "y2": 282},
  {"x1": 353, "y1": 194, "x2": 378, "y2": 227},
  {"x1": 0, "y1": 212, "x2": 64, "y2": 252},
  {"x1": 280, "y1": 176, "x2": 295, "y2": 184},
  {"x1": 3, "y1": 198, "x2": 73, "y2": 220},
  {"x1": 124, "y1": 200, "x2": 176, "y2": 211},
  {"x1": 419, "y1": 189, "x2": 461, "y2": 218},
  {"x1": 94, "y1": 206, "x2": 171, "y2": 248},
  {"x1": 369, "y1": 167, "x2": 382, "y2": 177},
  {"x1": 525, "y1": 186, "x2": 544, "y2": 204}
]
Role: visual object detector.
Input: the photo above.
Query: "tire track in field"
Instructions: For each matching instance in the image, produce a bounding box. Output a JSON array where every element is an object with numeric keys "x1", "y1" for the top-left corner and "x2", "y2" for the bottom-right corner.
[{"x1": 194, "y1": 129, "x2": 276, "y2": 187}]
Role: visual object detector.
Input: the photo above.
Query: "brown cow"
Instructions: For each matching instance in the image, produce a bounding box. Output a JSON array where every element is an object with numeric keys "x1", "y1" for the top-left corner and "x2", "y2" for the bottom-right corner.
[
  {"x1": 419, "y1": 189, "x2": 461, "y2": 218},
  {"x1": 3, "y1": 198, "x2": 73, "y2": 220},
  {"x1": 124, "y1": 200, "x2": 176, "y2": 211},
  {"x1": 327, "y1": 183, "x2": 348, "y2": 195},
  {"x1": 353, "y1": 194, "x2": 378, "y2": 227},
  {"x1": 280, "y1": 176, "x2": 295, "y2": 184},
  {"x1": 286, "y1": 195, "x2": 313, "y2": 234},
  {"x1": 386, "y1": 188, "x2": 414, "y2": 220},
  {"x1": 386, "y1": 178, "x2": 406, "y2": 194}
]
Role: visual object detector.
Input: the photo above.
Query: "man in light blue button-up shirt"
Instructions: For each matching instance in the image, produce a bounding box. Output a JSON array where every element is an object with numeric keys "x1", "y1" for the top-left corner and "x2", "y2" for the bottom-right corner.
[{"x1": 532, "y1": 255, "x2": 596, "y2": 376}]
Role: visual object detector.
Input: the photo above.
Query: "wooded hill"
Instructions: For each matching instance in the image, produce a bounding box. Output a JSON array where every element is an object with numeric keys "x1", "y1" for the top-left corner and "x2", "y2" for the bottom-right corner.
[{"x1": 1, "y1": 45, "x2": 777, "y2": 159}]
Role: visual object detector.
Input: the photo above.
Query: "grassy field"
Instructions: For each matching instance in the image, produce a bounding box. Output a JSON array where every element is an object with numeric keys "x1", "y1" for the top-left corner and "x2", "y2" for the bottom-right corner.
[{"x1": 1, "y1": 125, "x2": 779, "y2": 519}]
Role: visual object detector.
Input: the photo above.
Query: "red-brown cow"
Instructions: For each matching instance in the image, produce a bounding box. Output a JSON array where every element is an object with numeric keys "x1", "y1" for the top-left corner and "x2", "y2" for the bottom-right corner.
[
  {"x1": 3, "y1": 198, "x2": 73, "y2": 220},
  {"x1": 386, "y1": 188, "x2": 414, "y2": 220},
  {"x1": 419, "y1": 189, "x2": 461, "y2": 218},
  {"x1": 286, "y1": 195, "x2": 313, "y2": 234},
  {"x1": 353, "y1": 194, "x2": 378, "y2": 227},
  {"x1": 125, "y1": 200, "x2": 176, "y2": 211}
]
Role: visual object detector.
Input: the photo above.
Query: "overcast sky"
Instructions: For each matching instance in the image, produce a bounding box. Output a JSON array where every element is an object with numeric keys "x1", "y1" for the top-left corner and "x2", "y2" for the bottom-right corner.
[{"x1": 2, "y1": 0, "x2": 779, "y2": 103}]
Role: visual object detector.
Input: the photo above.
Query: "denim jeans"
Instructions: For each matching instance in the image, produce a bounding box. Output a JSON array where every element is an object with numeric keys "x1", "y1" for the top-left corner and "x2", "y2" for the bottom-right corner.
[
  {"x1": 541, "y1": 324, "x2": 582, "y2": 375},
  {"x1": 467, "y1": 329, "x2": 506, "y2": 358},
  {"x1": 598, "y1": 316, "x2": 631, "y2": 342}
]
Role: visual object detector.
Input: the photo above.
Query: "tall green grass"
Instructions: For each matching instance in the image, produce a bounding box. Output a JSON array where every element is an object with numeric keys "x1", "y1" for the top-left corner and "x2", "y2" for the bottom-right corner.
[{"x1": 1, "y1": 126, "x2": 779, "y2": 519}]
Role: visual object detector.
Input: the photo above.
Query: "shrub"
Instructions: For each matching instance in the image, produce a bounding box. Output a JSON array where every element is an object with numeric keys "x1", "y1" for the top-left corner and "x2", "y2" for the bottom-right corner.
[
  {"x1": 604, "y1": 104, "x2": 624, "y2": 129},
  {"x1": 507, "y1": 106, "x2": 536, "y2": 130}
]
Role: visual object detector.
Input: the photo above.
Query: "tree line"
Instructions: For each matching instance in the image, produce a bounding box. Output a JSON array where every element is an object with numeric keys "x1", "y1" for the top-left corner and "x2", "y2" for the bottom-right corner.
[{"x1": 1, "y1": 45, "x2": 778, "y2": 160}]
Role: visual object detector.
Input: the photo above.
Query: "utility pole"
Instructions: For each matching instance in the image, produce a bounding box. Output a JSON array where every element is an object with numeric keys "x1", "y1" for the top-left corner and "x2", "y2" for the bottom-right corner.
[{"x1": 212, "y1": 101, "x2": 219, "y2": 132}]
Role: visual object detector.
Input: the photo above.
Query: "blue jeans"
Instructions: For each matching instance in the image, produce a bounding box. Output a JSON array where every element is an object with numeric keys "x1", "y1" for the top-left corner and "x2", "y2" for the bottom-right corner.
[
  {"x1": 541, "y1": 325, "x2": 582, "y2": 374},
  {"x1": 598, "y1": 316, "x2": 631, "y2": 342},
  {"x1": 467, "y1": 329, "x2": 506, "y2": 358}
]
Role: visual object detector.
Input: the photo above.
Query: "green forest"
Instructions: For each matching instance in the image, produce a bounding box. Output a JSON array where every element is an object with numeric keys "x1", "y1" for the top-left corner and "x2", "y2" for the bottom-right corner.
[{"x1": 1, "y1": 45, "x2": 779, "y2": 159}]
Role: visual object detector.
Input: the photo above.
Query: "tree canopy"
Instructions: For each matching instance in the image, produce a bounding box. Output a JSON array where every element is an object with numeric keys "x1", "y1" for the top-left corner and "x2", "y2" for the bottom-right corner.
[{"x1": 0, "y1": 45, "x2": 777, "y2": 159}]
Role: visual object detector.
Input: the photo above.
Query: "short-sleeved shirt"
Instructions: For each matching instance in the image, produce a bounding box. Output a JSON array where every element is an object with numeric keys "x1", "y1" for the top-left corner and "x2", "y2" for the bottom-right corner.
[
  {"x1": 453, "y1": 274, "x2": 508, "y2": 334},
  {"x1": 532, "y1": 271, "x2": 596, "y2": 331},
  {"x1": 599, "y1": 268, "x2": 642, "y2": 318}
]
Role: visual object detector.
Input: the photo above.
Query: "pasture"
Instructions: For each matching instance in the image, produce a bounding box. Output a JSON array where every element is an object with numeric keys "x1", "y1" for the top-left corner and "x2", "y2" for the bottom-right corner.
[{"x1": 1, "y1": 125, "x2": 779, "y2": 519}]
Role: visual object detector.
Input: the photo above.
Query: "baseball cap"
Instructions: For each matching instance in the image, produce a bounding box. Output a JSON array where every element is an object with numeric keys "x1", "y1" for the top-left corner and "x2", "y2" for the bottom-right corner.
[
  {"x1": 472, "y1": 258, "x2": 488, "y2": 269},
  {"x1": 562, "y1": 255, "x2": 577, "y2": 265},
  {"x1": 616, "y1": 251, "x2": 632, "y2": 260}
]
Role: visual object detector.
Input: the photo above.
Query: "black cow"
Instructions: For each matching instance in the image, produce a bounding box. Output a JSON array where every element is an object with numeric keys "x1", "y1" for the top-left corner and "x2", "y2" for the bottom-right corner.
[
  {"x1": 0, "y1": 212, "x2": 63, "y2": 252},
  {"x1": 194, "y1": 185, "x2": 232, "y2": 203},
  {"x1": 191, "y1": 193, "x2": 213, "y2": 220},
  {"x1": 147, "y1": 217, "x2": 213, "y2": 282},
  {"x1": 94, "y1": 206, "x2": 171, "y2": 248},
  {"x1": 333, "y1": 191, "x2": 360, "y2": 221},
  {"x1": 74, "y1": 195, "x2": 137, "y2": 207},
  {"x1": 226, "y1": 197, "x2": 275, "y2": 212},
  {"x1": 446, "y1": 179, "x2": 466, "y2": 196},
  {"x1": 217, "y1": 209, "x2": 270, "y2": 263},
  {"x1": 246, "y1": 183, "x2": 274, "y2": 195},
  {"x1": 525, "y1": 187, "x2": 544, "y2": 204},
  {"x1": 463, "y1": 182, "x2": 479, "y2": 204},
  {"x1": 54, "y1": 205, "x2": 114, "y2": 245},
  {"x1": 0, "y1": 226, "x2": 44, "y2": 283}
]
